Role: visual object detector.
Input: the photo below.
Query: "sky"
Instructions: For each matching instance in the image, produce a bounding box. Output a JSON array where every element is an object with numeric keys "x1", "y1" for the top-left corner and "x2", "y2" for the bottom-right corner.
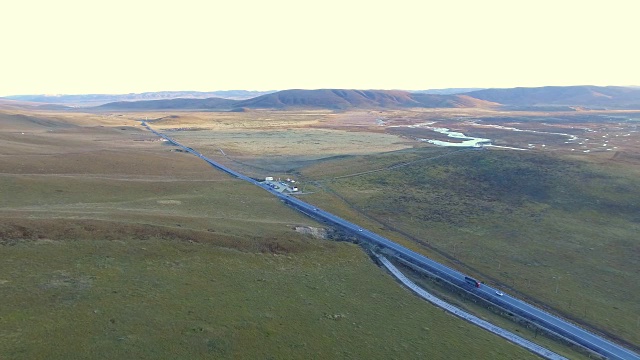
[{"x1": 2, "y1": 0, "x2": 639, "y2": 96}]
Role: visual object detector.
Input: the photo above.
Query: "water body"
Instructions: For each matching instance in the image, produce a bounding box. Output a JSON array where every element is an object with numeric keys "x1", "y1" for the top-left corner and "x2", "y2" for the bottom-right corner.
[
  {"x1": 421, "y1": 127, "x2": 492, "y2": 147},
  {"x1": 390, "y1": 121, "x2": 581, "y2": 150},
  {"x1": 471, "y1": 122, "x2": 579, "y2": 141}
]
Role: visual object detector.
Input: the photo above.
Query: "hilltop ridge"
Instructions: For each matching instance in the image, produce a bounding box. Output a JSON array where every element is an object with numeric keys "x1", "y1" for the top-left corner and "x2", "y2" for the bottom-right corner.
[
  {"x1": 466, "y1": 85, "x2": 640, "y2": 108},
  {"x1": 96, "y1": 89, "x2": 499, "y2": 111},
  {"x1": 4, "y1": 85, "x2": 640, "y2": 111}
]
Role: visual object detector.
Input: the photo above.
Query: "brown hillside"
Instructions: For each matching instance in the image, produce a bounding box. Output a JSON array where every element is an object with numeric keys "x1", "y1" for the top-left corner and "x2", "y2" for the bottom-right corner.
[
  {"x1": 466, "y1": 86, "x2": 640, "y2": 108},
  {"x1": 236, "y1": 89, "x2": 497, "y2": 109},
  {"x1": 92, "y1": 89, "x2": 499, "y2": 111}
]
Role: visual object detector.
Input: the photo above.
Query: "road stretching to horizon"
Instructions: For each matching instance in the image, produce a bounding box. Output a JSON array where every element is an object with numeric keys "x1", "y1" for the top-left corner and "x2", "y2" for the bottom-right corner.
[{"x1": 142, "y1": 122, "x2": 640, "y2": 360}]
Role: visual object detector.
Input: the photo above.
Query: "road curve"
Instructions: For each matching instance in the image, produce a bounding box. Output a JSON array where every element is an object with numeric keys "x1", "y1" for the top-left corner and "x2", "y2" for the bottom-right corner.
[
  {"x1": 377, "y1": 255, "x2": 567, "y2": 360},
  {"x1": 143, "y1": 122, "x2": 639, "y2": 360}
]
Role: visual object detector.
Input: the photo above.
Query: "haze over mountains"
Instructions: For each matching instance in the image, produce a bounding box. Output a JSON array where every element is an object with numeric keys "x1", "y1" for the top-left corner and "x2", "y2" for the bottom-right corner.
[
  {"x1": 4, "y1": 90, "x2": 274, "y2": 106},
  {"x1": 3, "y1": 86, "x2": 640, "y2": 111}
]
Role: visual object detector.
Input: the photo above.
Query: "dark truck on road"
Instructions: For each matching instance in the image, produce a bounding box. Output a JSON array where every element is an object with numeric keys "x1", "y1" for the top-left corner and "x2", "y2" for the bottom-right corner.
[{"x1": 464, "y1": 276, "x2": 481, "y2": 288}]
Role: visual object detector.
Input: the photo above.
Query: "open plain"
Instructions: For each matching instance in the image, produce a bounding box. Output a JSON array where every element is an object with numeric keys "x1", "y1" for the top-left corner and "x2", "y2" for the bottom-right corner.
[
  {"x1": 149, "y1": 107, "x2": 640, "y2": 355},
  {"x1": 2, "y1": 103, "x2": 639, "y2": 359},
  {"x1": 0, "y1": 107, "x2": 553, "y2": 359}
]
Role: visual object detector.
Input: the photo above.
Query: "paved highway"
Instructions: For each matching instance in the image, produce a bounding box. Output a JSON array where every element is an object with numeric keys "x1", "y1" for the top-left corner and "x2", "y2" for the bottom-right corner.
[
  {"x1": 144, "y1": 122, "x2": 639, "y2": 360},
  {"x1": 378, "y1": 255, "x2": 567, "y2": 360}
]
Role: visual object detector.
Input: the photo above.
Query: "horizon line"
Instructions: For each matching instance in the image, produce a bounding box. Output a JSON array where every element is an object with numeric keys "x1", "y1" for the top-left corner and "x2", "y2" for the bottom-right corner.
[{"x1": 3, "y1": 84, "x2": 640, "y2": 98}]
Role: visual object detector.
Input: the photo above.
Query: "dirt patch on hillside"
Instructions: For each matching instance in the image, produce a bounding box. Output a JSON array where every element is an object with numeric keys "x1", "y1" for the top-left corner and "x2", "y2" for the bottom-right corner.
[{"x1": 294, "y1": 226, "x2": 328, "y2": 239}]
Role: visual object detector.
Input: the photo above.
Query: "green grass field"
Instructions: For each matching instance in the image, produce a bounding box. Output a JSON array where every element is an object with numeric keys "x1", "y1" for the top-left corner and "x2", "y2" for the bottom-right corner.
[
  {"x1": 0, "y1": 110, "x2": 542, "y2": 359},
  {"x1": 300, "y1": 147, "x2": 640, "y2": 349},
  {"x1": 0, "y1": 238, "x2": 543, "y2": 360}
]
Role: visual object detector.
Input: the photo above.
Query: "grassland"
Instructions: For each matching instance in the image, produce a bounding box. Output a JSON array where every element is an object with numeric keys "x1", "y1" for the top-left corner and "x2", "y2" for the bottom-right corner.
[
  {"x1": 2, "y1": 238, "x2": 549, "y2": 360},
  {"x1": 0, "y1": 109, "x2": 541, "y2": 359},
  {"x1": 144, "y1": 110, "x2": 413, "y2": 177},
  {"x1": 299, "y1": 146, "x2": 640, "y2": 349},
  {"x1": 91, "y1": 107, "x2": 640, "y2": 357}
]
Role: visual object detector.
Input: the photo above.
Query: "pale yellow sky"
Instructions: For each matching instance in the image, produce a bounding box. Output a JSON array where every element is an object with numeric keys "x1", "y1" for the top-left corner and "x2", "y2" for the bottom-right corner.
[{"x1": 2, "y1": 0, "x2": 638, "y2": 96}]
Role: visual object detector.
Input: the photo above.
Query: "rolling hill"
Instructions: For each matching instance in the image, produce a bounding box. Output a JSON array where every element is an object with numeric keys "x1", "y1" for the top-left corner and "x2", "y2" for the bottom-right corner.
[
  {"x1": 0, "y1": 98, "x2": 52, "y2": 109},
  {"x1": 95, "y1": 89, "x2": 499, "y2": 111},
  {"x1": 54, "y1": 86, "x2": 640, "y2": 111},
  {"x1": 235, "y1": 89, "x2": 498, "y2": 109},
  {"x1": 466, "y1": 85, "x2": 640, "y2": 108},
  {"x1": 97, "y1": 97, "x2": 237, "y2": 110}
]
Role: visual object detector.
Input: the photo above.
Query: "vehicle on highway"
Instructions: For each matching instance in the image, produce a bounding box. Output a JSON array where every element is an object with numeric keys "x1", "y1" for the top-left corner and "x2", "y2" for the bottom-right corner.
[
  {"x1": 496, "y1": 291, "x2": 504, "y2": 296},
  {"x1": 464, "y1": 276, "x2": 481, "y2": 288},
  {"x1": 358, "y1": 228, "x2": 363, "y2": 232}
]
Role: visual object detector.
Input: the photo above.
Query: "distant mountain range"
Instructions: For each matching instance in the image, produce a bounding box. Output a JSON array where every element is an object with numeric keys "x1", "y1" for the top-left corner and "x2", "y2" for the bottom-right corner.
[
  {"x1": 3, "y1": 86, "x2": 640, "y2": 111},
  {"x1": 3, "y1": 90, "x2": 274, "y2": 106}
]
